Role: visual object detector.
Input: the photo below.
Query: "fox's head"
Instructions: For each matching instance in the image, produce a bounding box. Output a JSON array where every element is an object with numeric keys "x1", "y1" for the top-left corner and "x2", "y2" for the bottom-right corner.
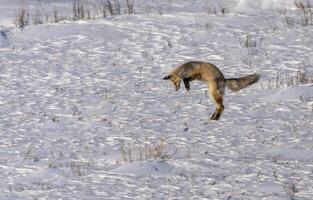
[{"x1": 163, "y1": 73, "x2": 181, "y2": 91}]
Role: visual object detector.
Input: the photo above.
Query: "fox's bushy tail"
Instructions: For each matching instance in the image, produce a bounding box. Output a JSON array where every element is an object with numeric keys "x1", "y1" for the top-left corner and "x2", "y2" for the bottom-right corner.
[{"x1": 226, "y1": 74, "x2": 260, "y2": 91}]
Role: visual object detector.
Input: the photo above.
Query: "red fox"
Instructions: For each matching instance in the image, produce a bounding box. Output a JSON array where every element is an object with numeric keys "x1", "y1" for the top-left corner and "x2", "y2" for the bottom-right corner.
[{"x1": 163, "y1": 61, "x2": 260, "y2": 120}]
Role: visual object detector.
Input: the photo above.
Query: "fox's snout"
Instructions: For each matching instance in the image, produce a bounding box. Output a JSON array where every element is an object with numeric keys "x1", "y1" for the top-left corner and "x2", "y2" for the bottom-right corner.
[{"x1": 174, "y1": 84, "x2": 180, "y2": 91}]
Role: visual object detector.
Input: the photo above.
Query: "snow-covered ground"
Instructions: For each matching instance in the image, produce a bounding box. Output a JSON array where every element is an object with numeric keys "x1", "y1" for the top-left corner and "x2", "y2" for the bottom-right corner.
[{"x1": 1, "y1": 0, "x2": 313, "y2": 199}]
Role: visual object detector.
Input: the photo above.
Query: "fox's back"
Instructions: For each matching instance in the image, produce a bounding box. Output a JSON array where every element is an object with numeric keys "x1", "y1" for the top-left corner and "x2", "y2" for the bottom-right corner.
[{"x1": 175, "y1": 61, "x2": 225, "y2": 82}]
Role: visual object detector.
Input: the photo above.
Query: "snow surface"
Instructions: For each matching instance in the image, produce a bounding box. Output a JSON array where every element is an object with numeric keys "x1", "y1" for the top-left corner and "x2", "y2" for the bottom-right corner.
[{"x1": 1, "y1": 0, "x2": 313, "y2": 199}]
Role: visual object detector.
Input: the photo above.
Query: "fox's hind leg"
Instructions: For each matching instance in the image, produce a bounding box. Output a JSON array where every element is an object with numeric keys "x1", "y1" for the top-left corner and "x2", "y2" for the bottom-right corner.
[
  {"x1": 208, "y1": 82, "x2": 225, "y2": 120},
  {"x1": 210, "y1": 92, "x2": 224, "y2": 120}
]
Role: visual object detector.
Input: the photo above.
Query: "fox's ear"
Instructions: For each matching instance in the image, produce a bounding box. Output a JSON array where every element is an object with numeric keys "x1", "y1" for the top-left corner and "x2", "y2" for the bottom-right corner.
[{"x1": 163, "y1": 75, "x2": 171, "y2": 80}]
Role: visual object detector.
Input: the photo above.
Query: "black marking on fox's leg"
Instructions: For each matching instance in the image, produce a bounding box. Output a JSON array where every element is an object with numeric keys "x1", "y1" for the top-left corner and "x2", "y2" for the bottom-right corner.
[
  {"x1": 210, "y1": 109, "x2": 222, "y2": 120},
  {"x1": 210, "y1": 111, "x2": 218, "y2": 120},
  {"x1": 183, "y1": 77, "x2": 192, "y2": 91}
]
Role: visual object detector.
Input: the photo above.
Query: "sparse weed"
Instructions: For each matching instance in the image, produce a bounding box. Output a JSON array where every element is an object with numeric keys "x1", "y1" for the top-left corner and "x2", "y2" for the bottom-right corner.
[
  {"x1": 282, "y1": 16, "x2": 295, "y2": 28},
  {"x1": 49, "y1": 160, "x2": 93, "y2": 176},
  {"x1": 73, "y1": 0, "x2": 92, "y2": 20},
  {"x1": 143, "y1": 0, "x2": 173, "y2": 15},
  {"x1": 241, "y1": 48, "x2": 259, "y2": 67},
  {"x1": 9, "y1": 182, "x2": 51, "y2": 192},
  {"x1": 268, "y1": 21, "x2": 280, "y2": 31},
  {"x1": 278, "y1": 1, "x2": 313, "y2": 28},
  {"x1": 189, "y1": 22, "x2": 214, "y2": 30},
  {"x1": 204, "y1": 2, "x2": 228, "y2": 16},
  {"x1": 144, "y1": 3, "x2": 152, "y2": 14},
  {"x1": 102, "y1": 88, "x2": 116, "y2": 103},
  {"x1": 14, "y1": 3, "x2": 30, "y2": 29},
  {"x1": 51, "y1": 115, "x2": 59, "y2": 122},
  {"x1": 32, "y1": 8, "x2": 44, "y2": 25},
  {"x1": 167, "y1": 39, "x2": 173, "y2": 48},
  {"x1": 52, "y1": 6, "x2": 69, "y2": 23},
  {"x1": 261, "y1": 66, "x2": 313, "y2": 89},
  {"x1": 114, "y1": 0, "x2": 121, "y2": 15},
  {"x1": 125, "y1": 0, "x2": 135, "y2": 14},
  {"x1": 283, "y1": 182, "x2": 298, "y2": 199},
  {"x1": 134, "y1": 66, "x2": 144, "y2": 95},
  {"x1": 95, "y1": 0, "x2": 107, "y2": 17},
  {"x1": 119, "y1": 138, "x2": 172, "y2": 163},
  {"x1": 48, "y1": 149, "x2": 93, "y2": 177},
  {"x1": 278, "y1": 8, "x2": 288, "y2": 15},
  {"x1": 239, "y1": 33, "x2": 263, "y2": 48},
  {"x1": 156, "y1": 4, "x2": 164, "y2": 15},
  {"x1": 295, "y1": 0, "x2": 313, "y2": 26},
  {"x1": 22, "y1": 144, "x2": 39, "y2": 162},
  {"x1": 13, "y1": 0, "x2": 137, "y2": 28},
  {"x1": 69, "y1": 161, "x2": 93, "y2": 176},
  {"x1": 239, "y1": 33, "x2": 263, "y2": 67}
]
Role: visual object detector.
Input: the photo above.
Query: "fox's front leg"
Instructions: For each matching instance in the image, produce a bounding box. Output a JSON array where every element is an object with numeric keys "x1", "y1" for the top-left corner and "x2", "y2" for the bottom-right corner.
[{"x1": 183, "y1": 77, "x2": 191, "y2": 91}]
